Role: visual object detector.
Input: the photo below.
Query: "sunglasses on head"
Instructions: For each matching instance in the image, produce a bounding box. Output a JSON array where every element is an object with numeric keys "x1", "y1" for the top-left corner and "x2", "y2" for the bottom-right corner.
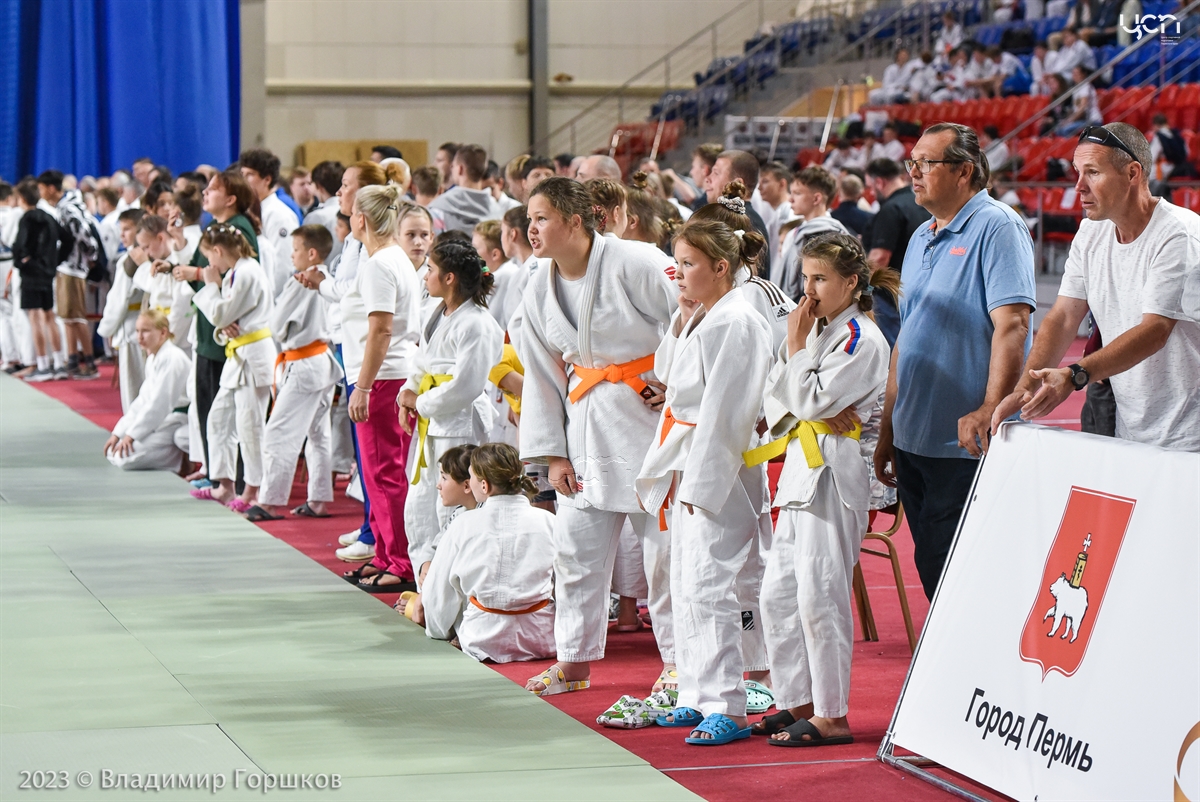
[{"x1": 1077, "y1": 126, "x2": 1139, "y2": 164}]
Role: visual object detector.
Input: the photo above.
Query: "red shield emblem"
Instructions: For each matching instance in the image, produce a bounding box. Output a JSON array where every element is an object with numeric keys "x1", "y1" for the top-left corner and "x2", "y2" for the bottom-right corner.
[{"x1": 1019, "y1": 486, "x2": 1136, "y2": 679}]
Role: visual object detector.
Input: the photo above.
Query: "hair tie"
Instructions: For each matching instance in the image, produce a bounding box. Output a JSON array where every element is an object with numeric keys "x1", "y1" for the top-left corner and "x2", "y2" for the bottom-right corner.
[
  {"x1": 717, "y1": 195, "x2": 746, "y2": 215},
  {"x1": 862, "y1": 283, "x2": 874, "y2": 296},
  {"x1": 733, "y1": 229, "x2": 745, "y2": 240},
  {"x1": 387, "y1": 205, "x2": 398, "y2": 211}
]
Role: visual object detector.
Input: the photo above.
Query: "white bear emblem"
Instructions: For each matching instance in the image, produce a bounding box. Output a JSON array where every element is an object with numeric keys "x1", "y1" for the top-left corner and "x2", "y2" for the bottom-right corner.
[{"x1": 1043, "y1": 573, "x2": 1088, "y2": 643}]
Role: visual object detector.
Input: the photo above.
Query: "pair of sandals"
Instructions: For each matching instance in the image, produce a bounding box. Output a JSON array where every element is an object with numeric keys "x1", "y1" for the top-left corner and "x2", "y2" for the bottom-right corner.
[
  {"x1": 190, "y1": 487, "x2": 253, "y2": 513},
  {"x1": 341, "y1": 562, "x2": 416, "y2": 594},
  {"x1": 751, "y1": 710, "x2": 855, "y2": 747},
  {"x1": 242, "y1": 503, "x2": 330, "y2": 523}
]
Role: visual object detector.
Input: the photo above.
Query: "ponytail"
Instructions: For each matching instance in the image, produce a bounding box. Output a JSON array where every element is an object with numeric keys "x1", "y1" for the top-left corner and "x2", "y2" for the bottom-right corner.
[
  {"x1": 430, "y1": 239, "x2": 494, "y2": 308},
  {"x1": 469, "y1": 443, "x2": 538, "y2": 499}
]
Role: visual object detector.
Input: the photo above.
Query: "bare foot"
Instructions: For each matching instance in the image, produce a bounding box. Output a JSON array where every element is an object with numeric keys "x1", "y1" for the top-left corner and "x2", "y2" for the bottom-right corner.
[
  {"x1": 770, "y1": 714, "x2": 852, "y2": 743},
  {"x1": 615, "y1": 596, "x2": 639, "y2": 628},
  {"x1": 184, "y1": 468, "x2": 206, "y2": 482},
  {"x1": 209, "y1": 484, "x2": 235, "y2": 504}
]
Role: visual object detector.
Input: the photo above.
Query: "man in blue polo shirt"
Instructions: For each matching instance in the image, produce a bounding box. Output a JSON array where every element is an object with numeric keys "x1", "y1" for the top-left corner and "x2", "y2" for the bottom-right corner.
[{"x1": 874, "y1": 123, "x2": 1037, "y2": 600}]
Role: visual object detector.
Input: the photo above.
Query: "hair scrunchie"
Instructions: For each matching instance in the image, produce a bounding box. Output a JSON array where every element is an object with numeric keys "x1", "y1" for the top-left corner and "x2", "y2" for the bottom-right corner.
[
  {"x1": 717, "y1": 195, "x2": 747, "y2": 215},
  {"x1": 591, "y1": 204, "x2": 608, "y2": 232},
  {"x1": 733, "y1": 228, "x2": 745, "y2": 239}
]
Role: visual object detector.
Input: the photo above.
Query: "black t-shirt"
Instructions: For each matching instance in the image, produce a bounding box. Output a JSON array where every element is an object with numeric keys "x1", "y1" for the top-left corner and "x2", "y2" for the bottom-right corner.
[{"x1": 864, "y1": 185, "x2": 928, "y2": 275}]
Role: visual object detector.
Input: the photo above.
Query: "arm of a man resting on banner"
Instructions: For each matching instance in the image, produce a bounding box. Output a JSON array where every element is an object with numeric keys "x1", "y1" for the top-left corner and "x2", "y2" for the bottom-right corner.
[{"x1": 990, "y1": 296, "x2": 1176, "y2": 432}]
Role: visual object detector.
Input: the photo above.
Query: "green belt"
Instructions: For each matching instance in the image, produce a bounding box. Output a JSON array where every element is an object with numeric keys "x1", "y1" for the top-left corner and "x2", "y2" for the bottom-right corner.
[{"x1": 172, "y1": 405, "x2": 189, "y2": 415}]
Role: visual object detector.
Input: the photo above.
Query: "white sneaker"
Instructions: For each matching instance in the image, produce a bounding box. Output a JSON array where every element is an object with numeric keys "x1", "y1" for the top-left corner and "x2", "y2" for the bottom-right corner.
[
  {"x1": 338, "y1": 529, "x2": 363, "y2": 547},
  {"x1": 336, "y1": 540, "x2": 375, "y2": 562}
]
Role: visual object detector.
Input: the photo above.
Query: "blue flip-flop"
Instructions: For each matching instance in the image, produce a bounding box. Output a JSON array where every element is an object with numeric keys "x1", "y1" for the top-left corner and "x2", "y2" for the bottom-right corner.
[
  {"x1": 656, "y1": 707, "x2": 703, "y2": 728},
  {"x1": 190, "y1": 478, "x2": 213, "y2": 489},
  {"x1": 685, "y1": 713, "x2": 752, "y2": 745}
]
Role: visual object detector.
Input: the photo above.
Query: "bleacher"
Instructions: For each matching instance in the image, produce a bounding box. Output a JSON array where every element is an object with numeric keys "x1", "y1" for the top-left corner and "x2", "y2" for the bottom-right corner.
[{"x1": 595, "y1": 0, "x2": 1200, "y2": 218}]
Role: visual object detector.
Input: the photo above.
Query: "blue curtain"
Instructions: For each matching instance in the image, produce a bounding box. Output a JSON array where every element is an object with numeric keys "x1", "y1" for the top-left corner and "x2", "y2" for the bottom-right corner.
[{"x1": 1, "y1": 0, "x2": 240, "y2": 182}]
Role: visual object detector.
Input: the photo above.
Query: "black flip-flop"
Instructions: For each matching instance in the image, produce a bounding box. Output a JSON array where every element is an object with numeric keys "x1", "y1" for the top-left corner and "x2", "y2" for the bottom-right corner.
[
  {"x1": 751, "y1": 709, "x2": 797, "y2": 736},
  {"x1": 291, "y1": 503, "x2": 330, "y2": 518},
  {"x1": 343, "y1": 563, "x2": 379, "y2": 582},
  {"x1": 357, "y1": 572, "x2": 417, "y2": 594},
  {"x1": 767, "y1": 719, "x2": 854, "y2": 747},
  {"x1": 244, "y1": 505, "x2": 284, "y2": 522}
]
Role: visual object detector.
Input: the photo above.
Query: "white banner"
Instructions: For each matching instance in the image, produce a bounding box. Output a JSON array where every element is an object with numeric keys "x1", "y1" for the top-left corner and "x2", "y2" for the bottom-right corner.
[{"x1": 885, "y1": 423, "x2": 1200, "y2": 801}]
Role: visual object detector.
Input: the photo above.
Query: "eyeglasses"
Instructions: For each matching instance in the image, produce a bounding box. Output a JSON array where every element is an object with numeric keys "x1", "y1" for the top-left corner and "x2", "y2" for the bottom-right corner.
[
  {"x1": 903, "y1": 158, "x2": 965, "y2": 174},
  {"x1": 1077, "y1": 126, "x2": 1139, "y2": 164}
]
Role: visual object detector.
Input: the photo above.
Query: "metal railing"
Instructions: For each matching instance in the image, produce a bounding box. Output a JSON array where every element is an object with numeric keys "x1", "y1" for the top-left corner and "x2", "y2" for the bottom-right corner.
[{"x1": 529, "y1": 0, "x2": 862, "y2": 159}]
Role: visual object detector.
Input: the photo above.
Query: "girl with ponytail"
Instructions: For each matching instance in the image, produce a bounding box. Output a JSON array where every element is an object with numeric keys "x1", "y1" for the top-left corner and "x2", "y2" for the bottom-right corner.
[
  {"x1": 340, "y1": 181, "x2": 424, "y2": 592},
  {"x1": 690, "y1": 179, "x2": 797, "y2": 353},
  {"x1": 397, "y1": 237, "x2": 503, "y2": 585},
  {"x1": 416, "y1": 443, "x2": 557, "y2": 663},
  {"x1": 751, "y1": 231, "x2": 891, "y2": 749},
  {"x1": 634, "y1": 217, "x2": 773, "y2": 745}
]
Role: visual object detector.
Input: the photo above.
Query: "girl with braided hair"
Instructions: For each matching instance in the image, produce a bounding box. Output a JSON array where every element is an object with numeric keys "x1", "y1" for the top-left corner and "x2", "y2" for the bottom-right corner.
[
  {"x1": 398, "y1": 237, "x2": 503, "y2": 585},
  {"x1": 417, "y1": 443, "x2": 557, "y2": 663},
  {"x1": 751, "y1": 232, "x2": 897, "y2": 747}
]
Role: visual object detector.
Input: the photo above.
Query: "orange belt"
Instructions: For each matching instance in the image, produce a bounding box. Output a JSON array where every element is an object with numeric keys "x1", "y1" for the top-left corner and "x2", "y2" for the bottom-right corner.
[
  {"x1": 273, "y1": 340, "x2": 329, "y2": 394},
  {"x1": 657, "y1": 407, "x2": 695, "y2": 530},
  {"x1": 469, "y1": 597, "x2": 551, "y2": 616},
  {"x1": 568, "y1": 354, "x2": 655, "y2": 404}
]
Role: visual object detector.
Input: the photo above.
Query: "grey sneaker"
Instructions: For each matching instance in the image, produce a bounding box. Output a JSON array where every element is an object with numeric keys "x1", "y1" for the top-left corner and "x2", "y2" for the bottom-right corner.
[
  {"x1": 52, "y1": 367, "x2": 70, "y2": 380},
  {"x1": 24, "y1": 368, "x2": 54, "y2": 383}
]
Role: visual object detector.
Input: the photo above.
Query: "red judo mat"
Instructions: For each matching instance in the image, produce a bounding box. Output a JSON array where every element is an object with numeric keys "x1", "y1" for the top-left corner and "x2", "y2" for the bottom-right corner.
[{"x1": 29, "y1": 347, "x2": 1086, "y2": 802}]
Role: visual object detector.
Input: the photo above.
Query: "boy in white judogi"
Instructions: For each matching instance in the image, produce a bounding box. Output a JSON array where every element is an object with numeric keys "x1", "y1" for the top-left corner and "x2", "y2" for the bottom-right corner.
[
  {"x1": 752, "y1": 233, "x2": 891, "y2": 747},
  {"x1": 518, "y1": 180, "x2": 677, "y2": 698},
  {"x1": 190, "y1": 225, "x2": 277, "y2": 510},
  {"x1": 98, "y1": 211, "x2": 147, "y2": 411},
  {"x1": 398, "y1": 240, "x2": 503, "y2": 577},
  {"x1": 421, "y1": 444, "x2": 556, "y2": 663},
  {"x1": 247, "y1": 225, "x2": 342, "y2": 521},
  {"x1": 105, "y1": 310, "x2": 191, "y2": 471}
]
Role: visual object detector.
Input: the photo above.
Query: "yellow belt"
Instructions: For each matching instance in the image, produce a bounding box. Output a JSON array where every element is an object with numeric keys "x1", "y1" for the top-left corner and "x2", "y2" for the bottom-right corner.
[
  {"x1": 153, "y1": 305, "x2": 171, "y2": 315},
  {"x1": 743, "y1": 419, "x2": 862, "y2": 469},
  {"x1": 224, "y1": 327, "x2": 272, "y2": 359},
  {"x1": 412, "y1": 373, "x2": 453, "y2": 485},
  {"x1": 127, "y1": 303, "x2": 141, "y2": 311}
]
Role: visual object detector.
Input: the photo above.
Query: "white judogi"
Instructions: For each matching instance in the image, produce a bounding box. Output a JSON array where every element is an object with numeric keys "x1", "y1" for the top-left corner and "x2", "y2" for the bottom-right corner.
[
  {"x1": 258, "y1": 268, "x2": 342, "y2": 507},
  {"x1": 759, "y1": 306, "x2": 888, "y2": 718},
  {"x1": 259, "y1": 192, "x2": 301, "y2": 297},
  {"x1": 637, "y1": 291, "x2": 771, "y2": 717},
  {"x1": 404, "y1": 299, "x2": 503, "y2": 573},
  {"x1": 97, "y1": 255, "x2": 146, "y2": 412},
  {"x1": 132, "y1": 254, "x2": 192, "y2": 352},
  {"x1": 487, "y1": 258, "x2": 529, "y2": 330},
  {"x1": 192, "y1": 257, "x2": 277, "y2": 486},
  {"x1": 737, "y1": 267, "x2": 795, "y2": 355},
  {"x1": 520, "y1": 234, "x2": 677, "y2": 664},
  {"x1": 423, "y1": 494, "x2": 556, "y2": 663},
  {"x1": 108, "y1": 340, "x2": 191, "y2": 471}
]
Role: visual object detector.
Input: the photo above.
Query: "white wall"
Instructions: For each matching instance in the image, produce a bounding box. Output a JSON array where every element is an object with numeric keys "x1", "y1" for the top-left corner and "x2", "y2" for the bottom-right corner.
[{"x1": 261, "y1": 0, "x2": 792, "y2": 165}]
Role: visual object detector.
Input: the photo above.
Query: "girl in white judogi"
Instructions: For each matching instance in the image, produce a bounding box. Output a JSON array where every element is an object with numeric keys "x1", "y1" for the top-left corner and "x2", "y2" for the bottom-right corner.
[
  {"x1": 650, "y1": 188, "x2": 795, "y2": 719},
  {"x1": 398, "y1": 239, "x2": 503, "y2": 581},
  {"x1": 132, "y1": 215, "x2": 191, "y2": 351},
  {"x1": 635, "y1": 219, "x2": 772, "y2": 745},
  {"x1": 189, "y1": 224, "x2": 277, "y2": 512},
  {"x1": 750, "y1": 232, "x2": 895, "y2": 747},
  {"x1": 396, "y1": 203, "x2": 440, "y2": 325},
  {"x1": 246, "y1": 225, "x2": 343, "y2": 522},
  {"x1": 419, "y1": 443, "x2": 556, "y2": 663},
  {"x1": 104, "y1": 310, "x2": 191, "y2": 471},
  {"x1": 97, "y1": 222, "x2": 146, "y2": 412},
  {"x1": 518, "y1": 177, "x2": 677, "y2": 698}
]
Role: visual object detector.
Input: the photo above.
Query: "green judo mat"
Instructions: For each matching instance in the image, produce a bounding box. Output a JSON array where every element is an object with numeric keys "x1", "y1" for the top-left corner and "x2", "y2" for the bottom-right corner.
[{"x1": 0, "y1": 376, "x2": 700, "y2": 801}]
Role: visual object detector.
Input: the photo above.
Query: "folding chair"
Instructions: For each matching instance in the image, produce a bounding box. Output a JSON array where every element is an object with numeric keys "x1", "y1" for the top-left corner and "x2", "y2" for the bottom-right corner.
[{"x1": 852, "y1": 503, "x2": 918, "y2": 653}]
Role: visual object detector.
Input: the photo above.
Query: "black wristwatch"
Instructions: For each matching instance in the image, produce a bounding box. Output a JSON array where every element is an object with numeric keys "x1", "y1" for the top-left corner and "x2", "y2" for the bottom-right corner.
[{"x1": 1067, "y1": 363, "x2": 1089, "y2": 391}]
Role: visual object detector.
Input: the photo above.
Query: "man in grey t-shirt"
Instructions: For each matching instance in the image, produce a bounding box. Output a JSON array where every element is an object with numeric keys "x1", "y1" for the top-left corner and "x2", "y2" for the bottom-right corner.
[{"x1": 992, "y1": 123, "x2": 1200, "y2": 452}]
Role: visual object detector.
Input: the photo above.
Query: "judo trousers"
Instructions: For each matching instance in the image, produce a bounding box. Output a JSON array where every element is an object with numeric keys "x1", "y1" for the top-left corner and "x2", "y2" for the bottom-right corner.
[
  {"x1": 760, "y1": 473, "x2": 865, "y2": 718},
  {"x1": 552, "y1": 505, "x2": 672, "y2": 664}
]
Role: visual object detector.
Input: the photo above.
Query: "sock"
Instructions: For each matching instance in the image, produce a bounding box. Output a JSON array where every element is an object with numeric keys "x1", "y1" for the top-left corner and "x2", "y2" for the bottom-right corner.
[
  {"x1": 52, "y1": 351, "x2": 66, "y2": 369},
  {"x1": 36, "y1": 355, "x2": 49, "y2": 371}
]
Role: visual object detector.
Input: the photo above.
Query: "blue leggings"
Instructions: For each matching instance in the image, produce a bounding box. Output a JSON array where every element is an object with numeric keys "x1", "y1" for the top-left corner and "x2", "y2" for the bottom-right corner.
[{"x1": 336, "y1": 345, "x2": 373, "y2": 545}]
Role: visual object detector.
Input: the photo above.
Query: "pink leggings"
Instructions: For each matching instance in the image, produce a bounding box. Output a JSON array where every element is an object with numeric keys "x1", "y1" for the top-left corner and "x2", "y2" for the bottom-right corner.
[{"x1": 358, "y1": 379, "x2": 413, "y2": 579}]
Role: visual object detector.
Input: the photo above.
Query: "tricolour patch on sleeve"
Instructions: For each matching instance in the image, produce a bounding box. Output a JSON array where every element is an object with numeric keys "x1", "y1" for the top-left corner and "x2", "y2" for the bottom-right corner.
[{"x1": 844, "y1": 319, "x2": 862, "y2": 355}]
